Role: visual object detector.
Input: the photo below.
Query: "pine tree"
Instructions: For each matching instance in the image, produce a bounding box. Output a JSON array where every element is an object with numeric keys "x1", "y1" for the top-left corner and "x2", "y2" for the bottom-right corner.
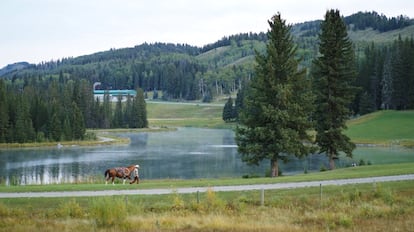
[
  {"x1": 391, "y1": 37, "x2": 406, "y2": 110},
  {"x1": 312, "y1": 9, "x2": 358, "y2": 170},
  {"x1": 113, "y1": 96, "x2": 123, "y2": 128},
  {"x1": 62, "y1": 116, "x2": 72, "y2": 140},
  {"x1": 49, "y1": 112, "x2": 62, "y2": 142},
  {"x1": 102, "y1": 93, "x2": 112, "y2": 129},
  {"x1": 359, "y1": 91, "x2": 375, "y2": 115},
  {"x1": 71, "y1": 102, "x2": 85, "y2": 140},
  {"x1": 0, "y1": 80, "x2": 9, "y2": 142},
  {"x1": 234, "y1": 82, "x2": 246, "y2": 121},
  {"x1": 381, "y1": 50, "x2": 393, "y2": 109},
  {"x1": 222, "y1": 97, "x2": 235, "y2": 122},
  {"x1": 124, "y1": 95, "x2": 133, "y2": 128},
  {"x1": 235, "y1": 13, "x2": 313, "y2": 177},
  {"x1": 131, "y1": 88, "x2": 148, "y2": 128}
]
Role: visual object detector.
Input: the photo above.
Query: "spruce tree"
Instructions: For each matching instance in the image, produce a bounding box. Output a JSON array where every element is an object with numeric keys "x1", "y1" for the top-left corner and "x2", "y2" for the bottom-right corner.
[
  {"x1": 71, "y1": 102, "x2": 85, "y2": 140},
  {"x1": 222, "y1": 97, "x2": 234, "y2": 122},
  {"x1": 312, "y1": 9, "x2": 358, "y2": 169},
  {"x1": 62, "y1": 116, "x2": 72, "y2": 140},
  {"x1": 124, "y1": 95, "x2": 133, "y2": 128},
  {"x1": 0, "y1": 80, "x2": 9, "y2": 142},
  {"x1": 235, "y1": 13, "x2": 313, "y2": 177},
  {"x1": 50, "y1": 112, "x2": 62, "y2": 142},
  {"x1": 131, "y1": 88, "x2": 148, "y2": 128},
  {"x1": 113, "y1": 96, "x2": 123, "y2": 128}
]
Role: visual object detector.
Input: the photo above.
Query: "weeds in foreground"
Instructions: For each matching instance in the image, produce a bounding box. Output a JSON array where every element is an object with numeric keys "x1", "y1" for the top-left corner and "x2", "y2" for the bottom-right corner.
[{"x1": 0, "y1": 182, "x2": 413, "y2": 231}]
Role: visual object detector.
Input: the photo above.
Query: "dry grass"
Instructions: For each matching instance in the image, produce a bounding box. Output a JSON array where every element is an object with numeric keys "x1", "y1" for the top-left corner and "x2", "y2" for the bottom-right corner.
[{"x1": 1, "y1": 181, "x2": 413, "y2": 231}]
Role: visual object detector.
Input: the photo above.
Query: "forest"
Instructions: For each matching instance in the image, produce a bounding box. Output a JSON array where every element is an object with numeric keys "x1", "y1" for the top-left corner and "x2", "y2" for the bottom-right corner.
[{"x1": 0, "y1": 11, "x2": 413, "y2": 143}]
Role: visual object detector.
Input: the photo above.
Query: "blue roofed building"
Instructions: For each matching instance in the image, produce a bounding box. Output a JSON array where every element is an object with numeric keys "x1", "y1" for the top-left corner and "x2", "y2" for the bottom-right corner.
[{"x1": 93, "y1": 82, "x2": 136, "y2": 102}]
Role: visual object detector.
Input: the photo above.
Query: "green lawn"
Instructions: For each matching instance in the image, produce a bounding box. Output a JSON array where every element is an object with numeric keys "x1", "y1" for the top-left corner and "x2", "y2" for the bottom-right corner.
[
  {"x1": 346, "y1": 110, "x2": 414, "y2": 145},
  {"x1": 147, "y1": 101, "x2": 230, "y2": 128}
]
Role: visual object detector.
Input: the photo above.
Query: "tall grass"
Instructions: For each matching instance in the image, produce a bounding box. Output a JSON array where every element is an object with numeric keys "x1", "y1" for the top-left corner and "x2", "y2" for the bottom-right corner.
[
  {"x1": 1, "y1": 181, "x2": 413, "y2": 231},
  {"x1": 90, "y1": 197, "x2": 127, "y2": 228}
]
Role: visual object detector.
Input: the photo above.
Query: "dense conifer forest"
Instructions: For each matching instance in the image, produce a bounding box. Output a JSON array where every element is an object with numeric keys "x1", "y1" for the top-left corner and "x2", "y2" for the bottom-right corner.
[{"x1": 0, "y1": 11, "x2": 413, "y2": 143}]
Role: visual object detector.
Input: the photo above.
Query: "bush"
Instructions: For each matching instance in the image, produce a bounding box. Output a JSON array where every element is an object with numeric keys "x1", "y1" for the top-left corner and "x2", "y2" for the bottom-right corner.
[
  {"x1": 84, "y1": 131, "x2": 97, "y2": 141},
  {"x1": 56, "y1": 199, "x2": 85, "y2": 218},
  {"x1": 170, "y1": 190, "x2": 185, "y2": 210},
  {"x1": 205, "y1": 188, "x2": 224, "y2": 211},
  {"x1": 90, "y1": 197, "x2": 127, "y2": 227}
]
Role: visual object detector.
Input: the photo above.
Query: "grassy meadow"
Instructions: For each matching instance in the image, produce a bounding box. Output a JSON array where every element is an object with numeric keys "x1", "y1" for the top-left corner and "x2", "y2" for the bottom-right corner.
[
  {"x1": 147, "y1": 101, "x2": 228, "y2": 128},
  {"x1": 346, "y1": 110, "x2": 414, "y2": 146}
]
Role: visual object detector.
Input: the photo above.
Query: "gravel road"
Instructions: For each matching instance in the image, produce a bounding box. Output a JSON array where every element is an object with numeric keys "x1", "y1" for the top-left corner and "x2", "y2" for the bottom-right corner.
[{"x1": 1, "y1": 174, "x2": 413, "y2": 199}]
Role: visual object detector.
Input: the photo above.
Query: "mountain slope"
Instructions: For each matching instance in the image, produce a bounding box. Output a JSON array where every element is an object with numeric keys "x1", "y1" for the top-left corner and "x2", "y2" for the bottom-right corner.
[{"x1": 0, "y1": 11, "x2": 413, "y2": 103}]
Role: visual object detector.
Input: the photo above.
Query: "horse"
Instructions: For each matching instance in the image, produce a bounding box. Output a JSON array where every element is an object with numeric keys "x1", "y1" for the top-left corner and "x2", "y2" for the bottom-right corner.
[{"x1": 104, "y1": 164, "x2": 139, "y2": 185}]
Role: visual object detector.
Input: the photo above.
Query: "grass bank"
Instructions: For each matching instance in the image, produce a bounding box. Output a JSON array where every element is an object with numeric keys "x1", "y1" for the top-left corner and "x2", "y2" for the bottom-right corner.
[
  {"x1": 346, "y1": 110, "x2": 414, "y2": 147},
  {"x1": 0, "y1": 127, "x2": 172, "y2": 149},
  {"x1": 1, "y1": 162, "x2": 413, "y2": 193}
]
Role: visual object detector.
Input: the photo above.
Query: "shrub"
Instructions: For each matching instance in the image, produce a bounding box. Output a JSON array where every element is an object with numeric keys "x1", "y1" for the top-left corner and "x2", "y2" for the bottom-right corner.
[
  {"x1": 56, "y1": 199, "x2": 85, "y2": 218},
  {"x1": 205, "y1": 188, "x2": 224, "y2": 211},
  {"x1": 90, "y1": 197, "x2": 127, "y2": 227},
  {"x1": 84, "y1": 131, "x2": 97, "y2": 141},
  {"x1": 170, "y1": 190, "x2": 185, "y2": 210}
]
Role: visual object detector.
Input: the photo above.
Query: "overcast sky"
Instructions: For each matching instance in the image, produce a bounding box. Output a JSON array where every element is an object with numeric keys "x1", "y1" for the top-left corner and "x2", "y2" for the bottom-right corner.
[{"x1": 1, "y1": 0, "x2": 413, "y2": 68}]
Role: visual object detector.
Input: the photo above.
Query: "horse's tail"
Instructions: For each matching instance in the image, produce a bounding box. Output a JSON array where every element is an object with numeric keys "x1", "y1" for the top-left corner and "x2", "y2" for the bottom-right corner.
[{"x1": 104, "y1": 169, "x2": 109, "y2": 179}]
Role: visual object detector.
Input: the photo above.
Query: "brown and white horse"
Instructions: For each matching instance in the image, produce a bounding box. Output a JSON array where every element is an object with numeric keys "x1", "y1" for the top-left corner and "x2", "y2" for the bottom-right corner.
[{"x1": 104, "y1": 164, "x2": 139, "y2": 185}]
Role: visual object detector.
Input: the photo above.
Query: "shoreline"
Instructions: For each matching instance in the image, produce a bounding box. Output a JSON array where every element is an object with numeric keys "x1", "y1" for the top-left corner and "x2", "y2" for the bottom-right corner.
[{"x1": 0, "y1": 127, "x2": 176, "y2": 149}]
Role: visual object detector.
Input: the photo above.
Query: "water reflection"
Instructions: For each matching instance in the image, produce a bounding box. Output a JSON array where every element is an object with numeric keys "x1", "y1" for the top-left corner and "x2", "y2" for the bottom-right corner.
[{"x1": 1, "y1": 127, "x2": 413, "y2": 185}]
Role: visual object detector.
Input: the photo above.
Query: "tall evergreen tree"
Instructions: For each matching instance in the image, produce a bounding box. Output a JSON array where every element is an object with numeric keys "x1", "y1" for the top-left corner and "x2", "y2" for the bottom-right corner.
[
  {"x1": 311, "y1": 9, "x2": 358, "y2": 170},
  {"x1": 71, "y1": 102, "x2": 85, "y2": 140},
  {"x1": 113, "y1": 96, "x2": 124, "y2": 128},
  {"x1": 235, "y1": 13, "x2": 313, "y2": 177},
  {"x1": 222, "y1": 97, "x2": 235, "y2": 122},
  {"x1": 391, "y1": 37, "x2": 406, "y2": 110},
  {"x1": 102, "y1": 93, "x2": 112, "y2": 129},
  {"x1": 131, "y1": 88, "x2": 148, "y2": 128},
  {"x1": 62, "y1": 116, "x2": 72, "y2": 140},
  {"x1": 234, "y1": 81, "x2": 247, "y2": 121},
  {"x1": 124, "y1": 95, "x2": 133, "y2": 128},
  {"x1": 381, "y1": 50, "x2": 393, "y2": 109},
  {"x1": 49, "y1": 112, "x2": 62, "y2": 142},
  {"x1": 0, "y1": 80, "x2": 9, "y2": 142}
]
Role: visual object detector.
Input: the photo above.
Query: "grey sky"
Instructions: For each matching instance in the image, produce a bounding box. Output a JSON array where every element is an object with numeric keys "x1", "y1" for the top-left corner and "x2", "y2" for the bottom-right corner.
[{"x1": 1, "y1": 0, "x2": 413, "y2": 68}]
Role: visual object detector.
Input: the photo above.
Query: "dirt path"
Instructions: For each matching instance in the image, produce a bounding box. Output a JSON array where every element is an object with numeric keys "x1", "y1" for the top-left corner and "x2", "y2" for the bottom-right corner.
[{"x1": 1, "y1": 174, "x2": 413, "y2": 199}]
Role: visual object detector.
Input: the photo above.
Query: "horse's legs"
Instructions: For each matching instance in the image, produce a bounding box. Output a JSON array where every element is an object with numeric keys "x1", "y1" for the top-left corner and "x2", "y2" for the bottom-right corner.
[
  {"x1": 123, "y1": 178, "x2": 126, "y2": 185},
  {"x1": 112, "y1": 176, "x2": 115, "y2": 185}
]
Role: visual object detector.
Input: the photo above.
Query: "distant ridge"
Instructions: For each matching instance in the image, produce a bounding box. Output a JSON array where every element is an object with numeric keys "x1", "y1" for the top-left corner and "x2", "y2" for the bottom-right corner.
[
  {"x1": 0, "y1": 11, "x2": 412, "y2": 77},
  {"x1": 0, "y1": 62, "x2": 32, "y2": 76}
]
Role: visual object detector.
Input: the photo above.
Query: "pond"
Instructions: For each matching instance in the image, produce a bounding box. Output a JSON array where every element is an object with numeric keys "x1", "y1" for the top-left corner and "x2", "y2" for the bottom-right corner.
[{"x1": 0, "y1": 127, "x2": 413, "y2": 185}]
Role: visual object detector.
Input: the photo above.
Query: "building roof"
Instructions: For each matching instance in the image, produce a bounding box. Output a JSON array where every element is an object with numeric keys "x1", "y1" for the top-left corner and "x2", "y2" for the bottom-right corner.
[{"x1": 93, "y1": 90, "x2": 137, "y2": 96}]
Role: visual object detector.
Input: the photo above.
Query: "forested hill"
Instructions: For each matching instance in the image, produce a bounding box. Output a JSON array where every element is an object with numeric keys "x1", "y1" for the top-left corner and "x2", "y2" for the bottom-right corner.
[{"x1": 1, "y1": 11, "x2": 413, "y2": 104}]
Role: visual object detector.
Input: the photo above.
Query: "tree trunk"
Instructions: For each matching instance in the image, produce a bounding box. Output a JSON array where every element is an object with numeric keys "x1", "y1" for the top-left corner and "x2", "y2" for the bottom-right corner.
[
  {"x1": 271, "y1": 159, "x2": 279, "y2": 177},
  {"x1": 329, "y1": 154, "x2": 336, "y2": 170}
]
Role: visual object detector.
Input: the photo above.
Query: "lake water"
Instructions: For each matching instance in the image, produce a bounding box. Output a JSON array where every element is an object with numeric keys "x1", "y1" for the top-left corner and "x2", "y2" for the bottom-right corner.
[{"x1": 0, "y1": 127, "x2": 412, "y2": 185}]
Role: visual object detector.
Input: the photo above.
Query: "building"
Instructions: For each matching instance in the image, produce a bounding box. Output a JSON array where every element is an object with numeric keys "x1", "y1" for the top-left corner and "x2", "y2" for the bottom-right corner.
[{"x1": 93, "y1": 82, "x2": 136, "y2": 102}]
